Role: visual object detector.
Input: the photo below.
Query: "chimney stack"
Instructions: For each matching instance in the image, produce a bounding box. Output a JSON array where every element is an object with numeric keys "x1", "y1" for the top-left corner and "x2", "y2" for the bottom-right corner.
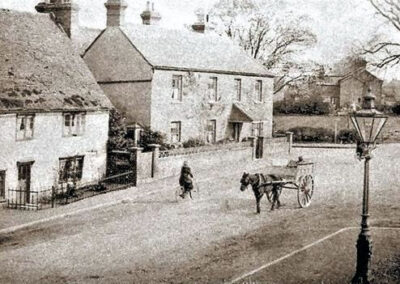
[
  {"x1": 140, "y1": 1, "x2": 161, "y2": 25},
  {"x1": 104, "y1": 0, "x2": 127, "y2": 27},
  {"x1": 192, "y1": 9, "x2": 206, "y2": 33},
  {"x1": 35, "y1": 0, "x2": 79, "y2": 38}
]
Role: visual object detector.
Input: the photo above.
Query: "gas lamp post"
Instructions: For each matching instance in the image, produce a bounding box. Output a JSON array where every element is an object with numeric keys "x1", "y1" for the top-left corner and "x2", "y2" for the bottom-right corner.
[{"x1": 350, "y1": 89, "x2": 388, "y2": 284}]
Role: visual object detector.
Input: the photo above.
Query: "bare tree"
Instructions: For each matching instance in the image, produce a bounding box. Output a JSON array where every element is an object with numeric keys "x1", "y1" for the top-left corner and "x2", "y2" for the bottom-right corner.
[
  {"x1": 209, "y1": 0, "x2": 317, "y2": 94},
  {"x1": 363, "y1": 0, "x2": 400, "y2": 68}
]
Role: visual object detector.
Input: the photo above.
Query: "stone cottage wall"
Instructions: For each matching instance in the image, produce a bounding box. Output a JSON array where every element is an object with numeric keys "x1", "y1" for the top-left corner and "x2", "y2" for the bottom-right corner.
[{"x1": 150, "y1": 69, "x2": 274, "y2": 143}]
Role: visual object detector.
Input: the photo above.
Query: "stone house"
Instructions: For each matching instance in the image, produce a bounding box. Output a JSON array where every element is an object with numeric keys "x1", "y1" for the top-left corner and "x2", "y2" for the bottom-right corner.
[
  {"x1": 82, "y1": 0, "x2": 274, "y2": 144},
  {"x1": 0, "y1": 9, "x2": 112, "y2": 202},
  {"x1": 338, "y1": 68, "x2": 383, "y2": 109},
  {"x1": 277, "y1": 66, "x2": 383, "y2": 111}
]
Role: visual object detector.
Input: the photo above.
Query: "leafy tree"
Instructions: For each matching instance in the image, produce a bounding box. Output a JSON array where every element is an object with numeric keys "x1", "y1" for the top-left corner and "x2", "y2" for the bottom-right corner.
[{"x1": 107, "y1": 109, "x2": 134, "y2": 152}]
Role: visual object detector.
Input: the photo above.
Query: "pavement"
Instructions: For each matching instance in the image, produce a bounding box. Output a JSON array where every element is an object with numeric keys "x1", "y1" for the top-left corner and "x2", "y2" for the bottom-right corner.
[{"x1": 0, "y1": 156, "x2": 280, "y2": 233}]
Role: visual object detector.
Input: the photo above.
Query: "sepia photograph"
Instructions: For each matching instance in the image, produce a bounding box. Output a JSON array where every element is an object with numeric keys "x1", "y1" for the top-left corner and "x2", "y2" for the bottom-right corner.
[{"x1": 0, "y1": 0, "x2": 399, "y2": 283}]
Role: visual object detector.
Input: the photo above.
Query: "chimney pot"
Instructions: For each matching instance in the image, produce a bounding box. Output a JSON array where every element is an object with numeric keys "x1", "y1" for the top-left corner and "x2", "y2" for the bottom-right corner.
[
  {"x1": 105, "y1": 0, "x2": 127, "y2": 27},
  {"x1": 140, "y1": 1, "x2": 161, "y2": 25}
]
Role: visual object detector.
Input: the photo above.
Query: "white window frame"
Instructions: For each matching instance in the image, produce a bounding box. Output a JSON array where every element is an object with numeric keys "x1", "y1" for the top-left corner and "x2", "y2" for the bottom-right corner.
[
  {"x1": 172, "y1": 75, "x2": 183, "y2": 101},
  {"x1": 63, "y1": 112, "x2": 86, "y2": 137},
  {"x1": 170, "y1": 121, "x2": 181, "y2": 143},
  {"x1": 235, "y1": 79, "x2": 242, "y2": 101},
  {"x1": 59, "y1": 156, "x2": 84, "y2": 184},
  {"x1": 255, "y1": 80, "x2": 263, "y2": 102},
  {"x1": 208, "y1": 77, "x2": 218, "y2": 102},
  {"x1": 16, "y1": 114, "x2": 35, "y2": 141}
]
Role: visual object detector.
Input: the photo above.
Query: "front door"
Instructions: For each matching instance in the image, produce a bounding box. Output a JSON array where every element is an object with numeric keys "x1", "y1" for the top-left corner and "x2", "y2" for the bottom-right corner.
[
  {"x1": 256, "y1": 136, "x2": 264, "y2": 159},
  {"x1": 232, "y1": 123, "x2": 242, "y2": 142},
  {"x1": 0, "y1": 171, "x2": 5, "y2": 200},
  {"x1": 18, "y1": 163, "x2": 32, "y2": 203}
]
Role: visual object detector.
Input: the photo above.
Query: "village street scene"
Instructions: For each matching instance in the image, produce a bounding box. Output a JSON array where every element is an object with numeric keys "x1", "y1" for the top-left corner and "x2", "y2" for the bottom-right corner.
[{"x1": 0, "y1": 0, "x2": 399, "y2": 283}]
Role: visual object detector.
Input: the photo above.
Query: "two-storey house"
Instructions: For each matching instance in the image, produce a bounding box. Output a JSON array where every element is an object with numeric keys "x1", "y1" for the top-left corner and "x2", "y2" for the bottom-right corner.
[
  {"x1": 0, "y1": 9, "x2": 112, "y2": 202},
  {"x1": 82, "y1": 0, "x2": 274, "y2": 144}
]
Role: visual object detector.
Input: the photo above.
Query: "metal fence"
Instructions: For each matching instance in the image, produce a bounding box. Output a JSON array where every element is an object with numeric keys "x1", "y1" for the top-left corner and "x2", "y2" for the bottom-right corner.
[{"x1": 7, "y1": 171, "x2": 135, "y2": 210}]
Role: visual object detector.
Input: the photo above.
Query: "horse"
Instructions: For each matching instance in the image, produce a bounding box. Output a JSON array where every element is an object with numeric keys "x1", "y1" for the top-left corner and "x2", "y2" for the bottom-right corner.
[{"x1": 240, "y1": 172, "x2": 283, "y2": 214}]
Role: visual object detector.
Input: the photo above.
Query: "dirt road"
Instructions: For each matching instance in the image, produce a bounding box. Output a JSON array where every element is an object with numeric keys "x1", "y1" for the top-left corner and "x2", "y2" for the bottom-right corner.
[{"x1": 1, "y1": 144, "x2": 399, "y2": 283}]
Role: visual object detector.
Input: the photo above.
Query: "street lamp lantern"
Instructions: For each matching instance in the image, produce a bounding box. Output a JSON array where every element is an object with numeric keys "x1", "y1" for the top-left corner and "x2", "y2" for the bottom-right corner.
[
  {"x1": 351, "y1": 90, "x2": 388, "y2": 152},
  {"x1": 350, "y1": 88, "x2": 387, "y2": 284}
]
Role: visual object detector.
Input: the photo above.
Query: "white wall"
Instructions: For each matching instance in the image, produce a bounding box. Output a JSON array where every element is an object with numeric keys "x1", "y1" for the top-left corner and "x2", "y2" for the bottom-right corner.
[{"x1": 0, "y1": 111, "x2": 109, "y2": 196}]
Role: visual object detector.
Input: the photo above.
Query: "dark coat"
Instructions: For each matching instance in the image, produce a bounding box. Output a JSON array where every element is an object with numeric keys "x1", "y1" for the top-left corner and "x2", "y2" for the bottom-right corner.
[{"x1": 179, "y1": 165, "x2": 193, "y2": 189}]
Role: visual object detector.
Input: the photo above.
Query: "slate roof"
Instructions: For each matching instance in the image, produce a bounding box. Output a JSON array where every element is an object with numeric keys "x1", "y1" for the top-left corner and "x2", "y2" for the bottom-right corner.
[
  {"x1": 73, "y1": 27, "x2": 102, "y2": 55},
  {"x1": 118, "y1": 25, "x2": 273, "y2": 77},
  {"x1": 0, "y1": 9, "x2": 112, "y2": 113},
  {"x1": 230, "y1": 103, "x2": 270, "y2": 122}
]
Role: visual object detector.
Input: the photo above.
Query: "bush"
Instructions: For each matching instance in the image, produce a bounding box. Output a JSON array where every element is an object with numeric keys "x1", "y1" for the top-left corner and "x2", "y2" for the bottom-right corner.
[
  {"x1": 337, "y1": 129, "x2": 359, "y2": 144},
  {"x1": 139, "y1": 126, "x2": 168, "y2": 151},
  {"x1": 392, "y1": 104, "x2": 400, "y2": 115},
  {"x1": 107, "y1": 109, "x2": 135, "y2": 152},
  {"x1": 182, "y1": 137, "x2": 206, "y2": 148},
  {"x1": 274, "y1": 97, "x2": 331, "y2": 115},
  {"x1": 288, "y1": 127, "x2": 334, "y2": 142}
]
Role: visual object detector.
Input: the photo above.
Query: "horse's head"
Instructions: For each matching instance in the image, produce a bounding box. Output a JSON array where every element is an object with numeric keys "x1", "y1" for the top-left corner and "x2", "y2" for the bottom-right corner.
[{"x1": 240, "y1": 172, "x2": 250, "y2": 191}]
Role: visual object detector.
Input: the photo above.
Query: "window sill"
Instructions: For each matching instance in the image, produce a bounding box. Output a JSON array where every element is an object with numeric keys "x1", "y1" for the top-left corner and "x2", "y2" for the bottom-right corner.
[
  {"x1": 63, "y1": 134, "x2": 84, "y2": 138},
  {"x1": 16, "y1": 138, "x2": 34, "y2": 142}
]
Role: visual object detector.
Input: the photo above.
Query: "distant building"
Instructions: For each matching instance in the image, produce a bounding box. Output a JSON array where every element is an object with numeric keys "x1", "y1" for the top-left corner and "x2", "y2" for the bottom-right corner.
[
  {"x1": 82, "y1": 0, "x2": 275, "y2": 144},
  {"x1": 0, "y1": 9, "x2": 112, "y2": 202},
  {"x1": 276, "y1": 61, "x2": 384, "y2": 111},
  {"x1": 338, "y1": 68, "x2": 383, "y2": 110}
]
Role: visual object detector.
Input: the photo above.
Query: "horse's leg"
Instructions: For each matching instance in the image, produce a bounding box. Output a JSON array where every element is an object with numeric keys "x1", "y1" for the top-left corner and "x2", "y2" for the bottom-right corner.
[
  {"x1": 271, "y1": 187, "x2": 277, "y2": 211},
  {"x1": 276, "y1": 186, "x2": 282, "y2": 209},
  {"x1": 256, "y1": 196, "x2": 261, "y2": 214}
]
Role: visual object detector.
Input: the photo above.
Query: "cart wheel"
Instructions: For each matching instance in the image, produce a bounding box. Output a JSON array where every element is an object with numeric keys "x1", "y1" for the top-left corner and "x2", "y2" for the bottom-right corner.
[{"x1": 297, "y1": 175, "x2": 314, "y2": 208}]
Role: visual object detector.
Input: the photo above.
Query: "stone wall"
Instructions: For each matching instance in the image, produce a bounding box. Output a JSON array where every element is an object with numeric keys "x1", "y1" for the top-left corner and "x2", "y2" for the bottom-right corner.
[
  {"x1": 150, "y1": 70, "x2": 274, "y2": 143},
  {"x1": 133, "y1": 138, "x2": 290, "y2": 184}
]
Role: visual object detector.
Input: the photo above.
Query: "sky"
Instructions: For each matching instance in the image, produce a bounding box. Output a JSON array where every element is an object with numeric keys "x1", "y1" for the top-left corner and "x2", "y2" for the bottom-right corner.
[{"x1": 0, "y1": 0, "x2": 398, "y2": 78}]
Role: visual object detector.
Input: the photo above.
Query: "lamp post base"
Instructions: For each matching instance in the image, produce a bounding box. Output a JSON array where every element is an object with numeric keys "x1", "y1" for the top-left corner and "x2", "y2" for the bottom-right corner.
[{"x1": 352, "y1": 228, "x2": 373, "y2": 284}]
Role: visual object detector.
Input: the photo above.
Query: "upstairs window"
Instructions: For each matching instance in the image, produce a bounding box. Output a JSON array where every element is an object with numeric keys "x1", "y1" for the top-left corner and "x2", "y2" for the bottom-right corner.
[
  {"x1": 16, "y1": 114, "x2": 34, "y2": 141},
  {"x1": 235, "y1": 79, "x2": 242, "y2": 101},
  {"x1": 63, "y1": 112, "x2": 85, "y2": 137},
  {"x1": 208, "y1": 77, "x2": 218, "y2": 101},
  {"x1": 171, "y1": 75, "x2": 183, "y2": 101},
  {"x1": 59, "y1": 156, "x2": 84, "y2": 183},
  {"x1": 170, "y1": 121, "x2": 181, "y2": 143},
  {"x1": 255, "y1": 80, "x2": 263, "y2": 102}
]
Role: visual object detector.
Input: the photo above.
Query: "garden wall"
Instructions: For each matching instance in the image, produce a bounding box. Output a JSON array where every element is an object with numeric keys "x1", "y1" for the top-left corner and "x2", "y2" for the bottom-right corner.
[
  {"x1": 133, "y1": 138, "x2": 290, "y2": 184},
  {"x1": 274, "y1": 115, "x2": 400, "y2": 142}
]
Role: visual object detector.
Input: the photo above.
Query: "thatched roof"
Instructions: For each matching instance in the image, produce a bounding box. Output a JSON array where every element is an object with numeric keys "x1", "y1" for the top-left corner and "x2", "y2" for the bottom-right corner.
[{"x1": 0, "y1": 9, "x2": 112, "y2": 113}]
